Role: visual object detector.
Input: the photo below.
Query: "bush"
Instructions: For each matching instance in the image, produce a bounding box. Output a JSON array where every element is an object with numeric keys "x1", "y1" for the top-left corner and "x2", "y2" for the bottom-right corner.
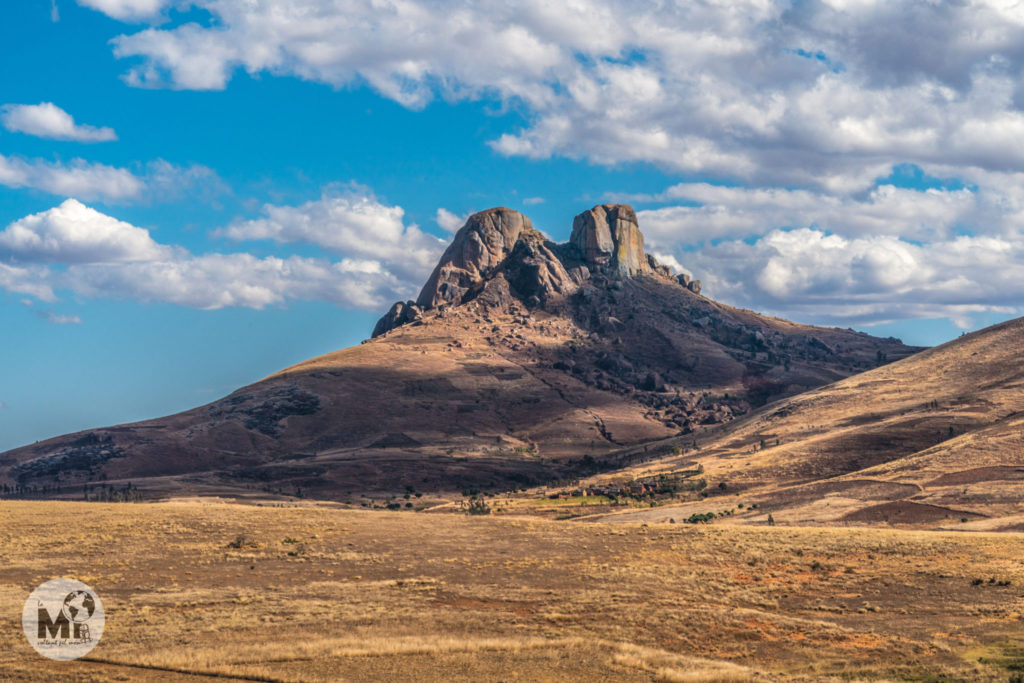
[
  {"x1": 227, "y1": 534, "x2": 257, "y2": 549},
  {"x1": 685, "y1": 512, "x2": 715, "y2": 524},
  {"x1": 462, "y1": 497, "x2": 492, "y2": 515}
]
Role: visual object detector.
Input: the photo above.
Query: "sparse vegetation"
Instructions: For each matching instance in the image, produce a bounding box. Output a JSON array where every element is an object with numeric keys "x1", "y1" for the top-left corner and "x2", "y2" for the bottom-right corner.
[{"x1": 0, "y1": 501, "x2": 1021, "y2": 681}]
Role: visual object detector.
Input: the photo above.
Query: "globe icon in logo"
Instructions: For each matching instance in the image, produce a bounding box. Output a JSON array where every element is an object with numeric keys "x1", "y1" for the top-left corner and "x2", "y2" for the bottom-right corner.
[
  {"x1": 61, "y1": 591, "x2": 96, "y2": 624},
  {"x1": 23, "y1": 578, "x2": 105, "y2": 661}
]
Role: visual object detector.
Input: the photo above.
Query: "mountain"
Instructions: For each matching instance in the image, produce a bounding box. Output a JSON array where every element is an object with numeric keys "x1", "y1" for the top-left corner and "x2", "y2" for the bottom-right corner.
[
  {"x1": 0, "y1": 204, "x2": 918, "y2": 500},
  {"x1": 597, "y1": 316, "x2": 1024, "y2": 530}
]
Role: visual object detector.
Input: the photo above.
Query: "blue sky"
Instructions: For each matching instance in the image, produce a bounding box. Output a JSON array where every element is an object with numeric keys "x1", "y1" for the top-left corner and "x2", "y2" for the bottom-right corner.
[{"x1": 2, "y1": 0, "x2": 1024, "y2": 451}]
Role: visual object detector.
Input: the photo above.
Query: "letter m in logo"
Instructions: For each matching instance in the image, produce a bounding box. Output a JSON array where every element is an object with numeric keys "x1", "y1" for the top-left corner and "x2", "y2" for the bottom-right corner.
[{"x1": 37, "y1": 606, "x2": 69, "y2": 638}]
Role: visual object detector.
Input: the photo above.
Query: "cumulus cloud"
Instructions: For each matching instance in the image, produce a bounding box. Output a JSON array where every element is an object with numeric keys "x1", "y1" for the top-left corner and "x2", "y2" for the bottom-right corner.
[
  {"x1": 0, "y1": 198, "x2": 173, "y2": 263},
  {"x1": 1, "y1": 103, "x2": 117, "y2": 142},
  {"x1": 74, "y1": 0, "x2": 1024, "y2": 192},
  {"x1": 217, "y1": 190, "x2": 445, "y2": 283},
  {"x1": 0, "y1": 263, "x2": 56, "y2": 301},
  {"x1": 634, "y1": 178, "x2": 1024, "y2": 327},
  {"x1": 0, "y1": 154, "x2": 222, "y2": 203},
  {"x1": 0, "y1": 155, "x2": 142, "y2": 201},
  {"x1": 675, "y1": 228, "x2": 1024, "y2": 329},
  {"x1": 61, "y1": 0, "x2": 1024, "y2": 328},
  {"x1": 635, "y1": 183, "x2": 981, "y2": 245},
  {"x1": 435, "y1": 208, "x2": 468, "y2": 233},
  {"x1": 65, "y1": 253, "x2": 411, "y2": 310},
  {"x1": 1, "y1": 196, "x2": 440, "y2": 311}
]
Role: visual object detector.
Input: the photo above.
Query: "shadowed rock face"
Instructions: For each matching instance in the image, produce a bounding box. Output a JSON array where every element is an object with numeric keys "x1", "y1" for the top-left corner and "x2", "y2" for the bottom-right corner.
[
  {"x1": 570, "y1": 204, "x2": 651, "y2": 277},
  {"x1": 415, "y1": 207, "x2": 537, "y2": 309},
  {"x1": 375, "y1": 203, "x2": 663, "y2": 338},
  {"x1": 371, "y1": 300, "x2": 423, "y2": 339}
]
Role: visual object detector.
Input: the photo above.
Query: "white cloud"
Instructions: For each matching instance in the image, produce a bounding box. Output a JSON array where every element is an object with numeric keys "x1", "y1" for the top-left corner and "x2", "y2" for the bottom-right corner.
[
  {"x1": 64, "y1": 253, "x2": 411, "y2": 310},
  {"x1": 435, "y1": 208, "x2": 467, "y2": 233},
  {"x1": 0, "y1": 155, "x2": 143, "y2": 201},
  {"x1": 0, "y1": 154, "x2": 222, "y2": 203},
  {"x1": 37, "y1": 310, "x2": 83, "y2": 325},
  {"x1": 0, "y1": 199, "x2": 172, "y2": 263},
  {"x1": 83, "y1": 0, "x2": 1024, "y2": 191},
  {"x1": 47, "y1": 1, "x2": 1024, "y2": 328},
  {"x1": 522, "y1": 197, "x2": 545, "y2": 206},
  {"x1": 76, "y1": 0, "x2": 168, "y2": 21},
  {"x1": 636, "y1": 179, "x2": 1024, "y2": 327},
  {"x1": 678, "y1": 228, "x2": 1024, "y2": 329},
  {"x1": 0, "y1": 263, "x2": 56, "y2": 302},
  {"x1": 217, "y1": 190, "x2": 445, "y2": 284},
  {"x1": 1, "y1": 103, "x2": 117, "y2": 142},
  {"x1": 650, "y1": 252, "x2": 686, "y2": 276},
  {"x1": 1, "y1": 196, "x2": 438, "y2": 311},
  {"x1": 635, "y1": 183, "x2": 981, "y2": 245}
]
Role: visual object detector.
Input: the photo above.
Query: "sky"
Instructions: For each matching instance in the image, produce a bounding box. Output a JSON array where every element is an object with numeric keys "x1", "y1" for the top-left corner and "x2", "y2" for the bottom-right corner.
[{"x1": 2, "y1": 0, "x2": 1024, "y2": 451}]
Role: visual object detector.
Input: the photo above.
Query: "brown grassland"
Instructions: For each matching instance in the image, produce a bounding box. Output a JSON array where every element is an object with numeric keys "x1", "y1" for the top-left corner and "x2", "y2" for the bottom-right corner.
[{"x1": 1, "y1": 501, "x2": 1023, "y2": 681}]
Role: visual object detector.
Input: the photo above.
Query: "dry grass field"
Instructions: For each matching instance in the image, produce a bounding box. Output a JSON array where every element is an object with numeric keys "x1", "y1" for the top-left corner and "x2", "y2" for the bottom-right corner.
[{"x1": 1, "y1": 501, "x2": 1023, "y2": 681}]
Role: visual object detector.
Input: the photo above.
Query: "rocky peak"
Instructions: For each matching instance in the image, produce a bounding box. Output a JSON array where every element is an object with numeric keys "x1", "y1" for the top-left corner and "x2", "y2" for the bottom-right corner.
[
  {"x1": 372, "y1": 203, "x2": 701, "y2": 338},
  {"x1": 570, "y1": 204, "x2": 651, "y2": 277},
  {"x1": 415, "y1": 207, "x2": 537, "y2": 310}
]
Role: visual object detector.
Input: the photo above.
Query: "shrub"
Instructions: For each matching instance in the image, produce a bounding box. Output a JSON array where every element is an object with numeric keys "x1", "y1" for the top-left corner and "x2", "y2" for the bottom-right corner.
[
  {"x1": 227, "y1": 534, "x2": 257, "y2": 549},
  {"x1": 463, "y1": 498, "x2": 492, "y2": 515}
]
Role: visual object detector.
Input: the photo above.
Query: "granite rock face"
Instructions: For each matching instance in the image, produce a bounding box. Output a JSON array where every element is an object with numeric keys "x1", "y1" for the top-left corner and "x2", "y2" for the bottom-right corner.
[
  {"x1": 570, "y1": 204, "x2": 652, "y2": 277},
  {"x1": 371, "y1": 300, "x2": 422, "y2": 338},
  {"x1": 372, "y1": 203, "x2": 702, "y2": 338},
  {"x1": 416, "y1": 207, "x2": 535, "y2": 310},
  {"x1": 499, "y1": 231, "x2": 582, "y2": 305}
]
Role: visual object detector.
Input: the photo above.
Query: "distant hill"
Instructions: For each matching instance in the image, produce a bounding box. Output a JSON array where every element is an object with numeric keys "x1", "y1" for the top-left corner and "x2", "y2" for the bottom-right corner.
[
  {"x1": 596, "y1": 316, "x2": 1024, "y2": 530},
  {"x1": 0, "y1": 204, "x2": 918, "y2": 500}
]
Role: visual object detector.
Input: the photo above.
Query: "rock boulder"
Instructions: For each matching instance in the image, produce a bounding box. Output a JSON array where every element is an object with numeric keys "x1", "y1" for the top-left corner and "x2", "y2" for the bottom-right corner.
[
  {"x1": 416, "y1": 207, "x2": 537, "y2": 309},
  {"x1": 570, "y1": 204, "x2": 651, "y2": 277}
]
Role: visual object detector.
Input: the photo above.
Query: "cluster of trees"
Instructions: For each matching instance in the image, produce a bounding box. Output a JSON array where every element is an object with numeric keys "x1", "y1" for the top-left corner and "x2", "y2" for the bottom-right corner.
[
  {"x1": 0, "y1": 483, "x2": 65, "y2": 497},
  {"x1": 82, "y1": 482, "x2": 143, "y2": 503}
]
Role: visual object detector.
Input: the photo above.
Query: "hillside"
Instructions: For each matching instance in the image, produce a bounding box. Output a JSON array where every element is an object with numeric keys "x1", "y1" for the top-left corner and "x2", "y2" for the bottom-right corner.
[
  {"x1": 594, "y1": 316, "x2": 1024, "y2": 530},
  {"x1": 0, "y1": 204, "x2": 917, "y2": 500}
]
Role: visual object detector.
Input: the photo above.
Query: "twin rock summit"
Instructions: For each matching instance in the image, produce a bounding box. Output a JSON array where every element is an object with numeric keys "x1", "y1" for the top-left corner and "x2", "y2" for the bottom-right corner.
[
  {"x1": 373, "y1": 204, "x2": 701, "y2": 338},
  {"x1": 1, "y1": 204, "x2": 921, "y2": 500}
]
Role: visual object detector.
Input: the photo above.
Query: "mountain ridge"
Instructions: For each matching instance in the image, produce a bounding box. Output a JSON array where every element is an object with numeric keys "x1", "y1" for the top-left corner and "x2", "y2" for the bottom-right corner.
[
  {"x1": 591, "y1": 315, "x2": 1024, "y2": 529},
  {"x1": 0, "y1": 204, "x2": 920, "y2": 501}
]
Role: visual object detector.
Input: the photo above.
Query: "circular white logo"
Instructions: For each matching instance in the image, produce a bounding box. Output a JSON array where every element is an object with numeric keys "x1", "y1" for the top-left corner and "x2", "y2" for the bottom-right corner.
[{"x1": 22, "y1": 578, "x2": 105, "y2": 661}]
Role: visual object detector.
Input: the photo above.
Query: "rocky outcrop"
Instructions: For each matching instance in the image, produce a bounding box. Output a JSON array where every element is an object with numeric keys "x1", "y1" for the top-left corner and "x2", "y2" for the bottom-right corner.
[
  {"x1": 372, "y1": 300, "x2": 423, "y2": 338},
  {"x1": 570, "y1": 204, "x2": 651, "y2": 277},
  {"x1": 416, "y1": 208, "x2": 536, "y2": 309},
  {"x1": 498, "y1": 231, "x2": 584, "y2": 306},
  {"x1": 372, "y1": 203, "x2": 702, "y2": 337}
]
